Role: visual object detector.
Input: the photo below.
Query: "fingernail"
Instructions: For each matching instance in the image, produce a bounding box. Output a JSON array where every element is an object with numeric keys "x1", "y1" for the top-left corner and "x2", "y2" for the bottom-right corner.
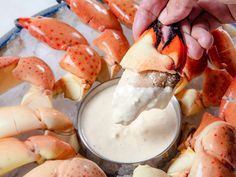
[{"x1": 158, "y1": 9, "x2": 168, "y2": 24}]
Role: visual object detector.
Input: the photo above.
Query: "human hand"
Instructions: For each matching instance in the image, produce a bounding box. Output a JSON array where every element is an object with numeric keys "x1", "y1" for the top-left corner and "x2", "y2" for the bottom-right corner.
[{"x1": 133, "y1": 0, "x2": 236, "y2": 59}]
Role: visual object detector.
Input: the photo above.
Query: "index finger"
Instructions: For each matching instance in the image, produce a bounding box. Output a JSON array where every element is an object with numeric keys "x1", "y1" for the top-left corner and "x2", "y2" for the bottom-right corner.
[{"x1": 133, "y1": 0, "x2": 168, "y2": 40}]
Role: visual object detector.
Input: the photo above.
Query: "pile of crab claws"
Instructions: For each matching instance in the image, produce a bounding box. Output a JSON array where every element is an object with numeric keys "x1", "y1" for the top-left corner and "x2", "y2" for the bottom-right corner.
[
  {"x1": 16, "y1": 17, "x2": 88, "y2": 51},
  {"x1": 121, "y1": 19, "x2": 186, "y2": 75},
  {"x1": 0, "y1": 56, "x2": 55, "y2": 94},
  {"x1": 208, "y1": 28, "x2": 236, "y2": 76},
  {"x1": 65, "y1": 0, "x2": 122, "y2": 32}
]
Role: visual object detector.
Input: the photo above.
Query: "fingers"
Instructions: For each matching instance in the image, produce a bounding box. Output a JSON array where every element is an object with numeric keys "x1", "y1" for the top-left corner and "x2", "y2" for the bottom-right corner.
[
  {"x1": 198, "y1": 0, "x2": 235, "y2": 24},
  {"x1": 228, "y1": 4, "x2": 236, "y2": 21},
  {"x1": 218, "y1": 0, "x2": 236, "y2": 4},
  {"x1": 181, "y1": 20, "x2": 204, "y2": 59},
  {"x1": 133, "y1": 0, "x2": 168, "y2": 40},
  {"x1": 191, "y1": 16, "x2": 214, "y2": 49},
  {"x1": 158, "y1": 0, "x2": 195, "y2": 25}
]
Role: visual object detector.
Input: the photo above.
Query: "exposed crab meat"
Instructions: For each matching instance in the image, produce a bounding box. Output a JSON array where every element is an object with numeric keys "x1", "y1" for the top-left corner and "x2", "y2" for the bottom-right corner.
[
  {"x1": 113, "y1": 20, "x2": 186, "y2": 124},
  {"x1": 176, "y1": 89, "x2": 203, "y2": 117},
  {"x1": 167, "y1": 148, "x2": 195, "y2": 177},
  {"x1": 104, "y1": 0, "x2": 139, "y2": 28},
  {"x1": 17, "y1": 17, "x2": 88, "y2": 51},
  {"x1": 208, "y1": 28, "x2": 236, "y2": 76},
  {"x1": 24, "y1": 157, "x2": 107, "y2": 177},
  {"x1": 0, "y1": 135, "x2": 75, "y2": 176},
  {"x1": 202, "y1": 67, "x2": 233, "y2": 107},
  {"x1": 93, "y1": 29, "x2": 130, "y2": 78},
  {"x1": 219, "y1": 77, "x2": 236, "y2": 129},
  {"x1": 0, "y1": 56, "x2": 55, "y2": 94},
  {"x1": 65, "y1": 0, "x2": 121, "y2": 32},
  {"x1": 133, "y1": 165, "x2": 169, "y2": 177}
]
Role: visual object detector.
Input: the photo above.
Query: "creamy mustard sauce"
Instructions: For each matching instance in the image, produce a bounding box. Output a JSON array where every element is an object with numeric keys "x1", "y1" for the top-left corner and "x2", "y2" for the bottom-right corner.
[{"x1": 81, "y1": 85, "x2": 178, "y2": 163}]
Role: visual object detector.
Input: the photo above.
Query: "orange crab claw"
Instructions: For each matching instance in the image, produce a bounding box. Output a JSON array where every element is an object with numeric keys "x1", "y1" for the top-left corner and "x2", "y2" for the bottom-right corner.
[
  {"x1": 219, "y1": 77, "x2": 236, "y2": 129},
  {"x1": 161, "y1": 35, "x2": 186, "y2": 72},
  {"x1": 208, "y1": 28, "x2": 236, "y2": 76},
  {"x1": 17, "y1": 17, "x2": 88, "y2": 51},
  {"x1": 60, "y1": 45, "x2": 102, "y2": 83},
  {"x1": 190, "y1": 112, "x2": 221, "y2": 148},
  {"x1": 183, "y1": 55, "x2": 208, "y2": 81},
  {"x1": 189, "y1": 149, "x2": 235, "y2": 177},
  {"x1": 65, "y1": 0, "x2": 121, "y2": 32},
  {"x1": 93, "y1": 29, "x2": 129, "y2": 78},
  {"x1": 202, "y1": 67, "x2": 233, "y2": 107},
  {"x1": 12, "y1": 57, "x2": 55, "y2": 91},
  {"x1": 121, "y1": 20, "x2": 186, "y2": 74},
  {"x1": 0, "y1": 56, "x2": 21, "y2": 94},
  {"x1": 104, "y1": 0, "x2": 139, "y2": 28}
]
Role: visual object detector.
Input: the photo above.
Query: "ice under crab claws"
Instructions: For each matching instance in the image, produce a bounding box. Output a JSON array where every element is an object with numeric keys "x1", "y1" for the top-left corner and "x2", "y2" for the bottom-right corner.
[
  {"x1": 176, "y1": 89, "x2": 203, "y2": 117},
  {"x1": 0, "y1": 56, "x2": 55, "y2": 94},
  {"x1": 65, "y1": 0, "x2": 121, "y2": 32},
  {"x1": 17, "y1": 17, "x2": 88, "y2": 51}
]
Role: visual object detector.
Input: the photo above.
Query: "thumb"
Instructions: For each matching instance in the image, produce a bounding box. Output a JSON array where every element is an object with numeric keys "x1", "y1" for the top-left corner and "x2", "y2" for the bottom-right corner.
[{"x1": 159, "y1": 0, "x2": 195, "y2": 25}]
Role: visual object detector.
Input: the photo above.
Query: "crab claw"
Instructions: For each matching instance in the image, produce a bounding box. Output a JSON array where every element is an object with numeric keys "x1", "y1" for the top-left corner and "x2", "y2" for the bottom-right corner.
[
  {"x1": 189, "y1": 149, "x2": 235, "y2": 177},
  {"x1": 93, "y1": 29, "x2": 130, "y2": 78},
  {"x1": 0, "y1": 136, "x2": 75, "y2": 176},
  {"x1": 219, "y1": 77, "x2": 236, "y2": 129},
  {"x1": 65, "y1": 0, "x2": 121, "y2": 32},
  {"x1": 202, "y1": 67, "x2": 233, "y2": 107},
  {"x1": 12, "y1": 56, "x2": 55, "y2": 91},
  {"x1": 208, "y1": 28, "x2": 236, "y2": 76},
  {"x1": 60, "y1": 45, "x2": 101, "y2": 83},
  {"x1": 121, "y1": 20, "x2": 186, "y2": 73},
  {"x1": 0, "y1": 56, "x2": 21, "y2": 94},
  {"x1": 17, "y1": 17, "x2": 88, "y2": 51},
  {"x1": 24, "y1": 157, "x2": 107, "y2": 177},
  {"x1": 176, "y1": 89, "x2": 203, "y2": 117},
  {"x1": 58, "y1": 45, "x2": 102, "y2": 100},
  {"x1": 104, "y1": 0, "x2": 139, "y2": 28},
  {"x1": 113, "y1": 20, "x2": 186, "y2": 124},
  {"x1": 133, "y1": 165, "x2": 169, "y2": 177}
]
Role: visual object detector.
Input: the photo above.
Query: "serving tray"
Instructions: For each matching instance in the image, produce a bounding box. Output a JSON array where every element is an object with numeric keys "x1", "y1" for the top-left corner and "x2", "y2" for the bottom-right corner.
[{"x1": 0, "y1": 1, "x2": 235, "y2": 177}]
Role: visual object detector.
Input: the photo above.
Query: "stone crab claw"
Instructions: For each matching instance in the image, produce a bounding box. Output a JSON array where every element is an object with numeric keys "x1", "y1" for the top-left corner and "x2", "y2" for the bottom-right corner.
[
  {"x1": 0, "y1": 56, "x2": 55, "y2": 94},
  {"x1": 24, "y1": 157, "x2": 107, "y2": 177},
  {"x1": 103, "y1": 0, "x2": 139, "y2": 28},
  {"x1": 17, "y1": 17, "x2": 88, "y2": 51},
  {"x1": 54, "y1": 45, "x2": 102, "y2": 101},
  {"x1": 219, "y1": 77, "x2": 236, "y2": 130},
  {"x1": 208, "y1": 28, "x2": 236, "y2": 76},
  {"x1": 64, "y1": 0, "x2": 121, "y2": 32},
  {"x1": 0, "y1": 135, "x2": 76, "y2": 176},
  {"x1": 112, "y1": 20, "x2": 187, "y2": 125},
  {"x1": 93, "y1": 29, "x2": 130, "y2": 79},
  {"x1": 168, "y1": 113, "x2": 236, "y2": 177}
]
